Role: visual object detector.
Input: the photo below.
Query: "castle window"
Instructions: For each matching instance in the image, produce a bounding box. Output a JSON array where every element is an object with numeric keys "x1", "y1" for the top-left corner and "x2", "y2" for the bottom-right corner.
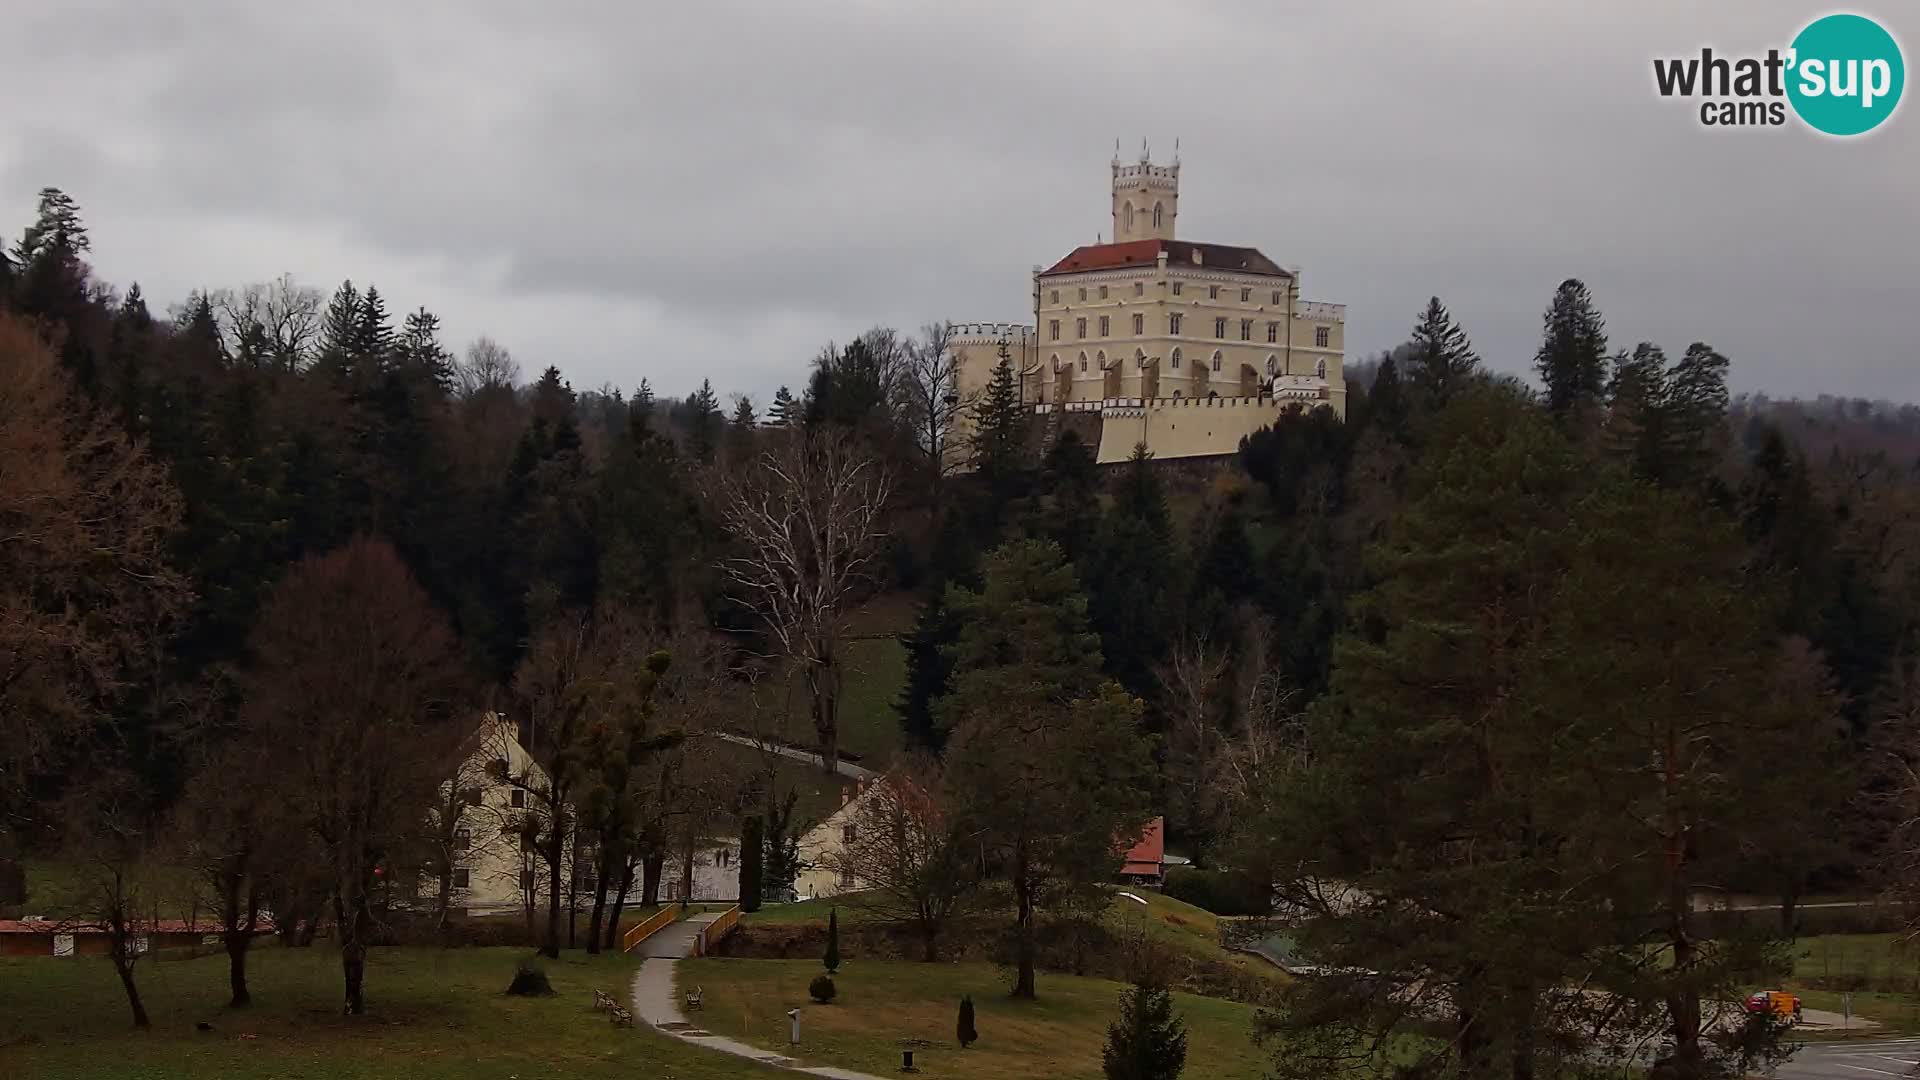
[
  {"x1": 1099, "y1": 285, "x2": 1109, "y2": 299},
  {"x1": 1240, "y1": 287, "x2": 1251, "y2": 302},
  {"x1": 1078, "y1": 287, "x2": 1087, "y2": 302},
  {"x1": 1168, "y1": 313, "x2": 1182, "y2": 335},
  {"x1": 1134, "y1": 282, "x2": 1144, "y2": 297},
  {"x1": 1211, "y1": 352, "x2": 1223, "y2": 372},
  {"x1": 1099, "y1": 316, "x2": 1110, "y2": 337},
  {"x1": 1171, "y1": 282, "x2": 1182, "y2": 296},
  {"x1": 1214, "y1": 317, "x2": 1227, "y2": 338},
  {"x1": 1124, "y1": 203, "x2": 1134, "y2": 230},
  {"x1": 510, "y1": 789, "x2": 525, "y2": 808},
  {"x1": 1316, "y1": 326, "x2": 1330, "y2": 348},
  {"x1": 1272, "y1": 289, "x2": 1283, "y2": 305},
  {"x1": 1076, "y1": 318, "x2": 1087, "y2": 339},
  {"x1": 1135, "y1": 351, "x2": 1145, "y2": 369},
  {"x1": 453, "y1": 828, "x2": 471, "y2": 852},
  {"x1": 1267, "y1": 356, "x2": 1279, "y2": 376},
  {"x1": 1049, "y1": 320, "x2": 1060, "y2": 341},
  {"x1": 1316, "y1": 358, "x2": 1328, "y2": 378},
  {"x1": 1171, "y1": 347, "x2": 1182, "y2": 370},
  {"x1": 1153, "y1": 202, "x2": 1163, "y2": 229},
  {"x1": 1050, "y1": 290, "x2": 1059, "y2": 304},
  {"x1": 1132, "y1": 313, "x2": 1144, "y2": 335},
  {"x1": 1240, "y1": 319, "x2": 1253, "y2": 341},
  {"x1": 1079, "y1": 353, "x2": 1088, "y2": 372},
  {"x1": 453, "y1": 868, "x2": 469, "y2": 889},
  {"x1": 1208, "y1": 285, "x2": 1220, "y2": 300},
  {"x1": 1267, "y1": 322, "x2": 1279, "y2": 343}
]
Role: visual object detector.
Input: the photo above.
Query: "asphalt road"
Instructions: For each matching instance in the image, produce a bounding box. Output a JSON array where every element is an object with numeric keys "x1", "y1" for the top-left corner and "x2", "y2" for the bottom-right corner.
[{"x1": 1772, "y1": 1038, "x2": 1920, "y2": 1080}]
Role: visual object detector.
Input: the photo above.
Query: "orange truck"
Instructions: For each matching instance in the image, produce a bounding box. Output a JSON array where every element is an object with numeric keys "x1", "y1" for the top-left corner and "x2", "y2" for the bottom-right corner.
[{"x1": 1744, "y1": 990, "x2": 1802, "y2": 1023}]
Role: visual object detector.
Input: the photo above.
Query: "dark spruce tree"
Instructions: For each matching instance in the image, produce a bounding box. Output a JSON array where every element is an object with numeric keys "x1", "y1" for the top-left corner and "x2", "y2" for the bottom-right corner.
[
  {"x1": 768, "y1": 385, "x2": 796, "y2": 427},
  {"x1": 969, "y1": 347, "x2": 1029, "y2": 519},
  {"x1": 686, "y1": 378, "x2": 722, "y2": 463},
  {"x1": 1405, "y1": 297, "x2": 1480, "y2": 407},
  {"x1": 897, "y1": 589, "x2": 960, "y2": 752},
  {"x1": 738, "y1": 816, "x2": 764, "y2": 912},
  {"x1": 957, "y1": 995, "x2": 978, "y2": 1048},
  {"x1": 1084, "y1": 445, "x2": 1175, "y2": 696},
  {"x1": 823, "y1": 908, "x2": 840, "y2": 974},
  {"x1": 1534, "y1": 278, "x2": 1609, "y2": 420},
  {"x1": 1102, "y1": 981, "x2": 1188, "y2": 1080}
]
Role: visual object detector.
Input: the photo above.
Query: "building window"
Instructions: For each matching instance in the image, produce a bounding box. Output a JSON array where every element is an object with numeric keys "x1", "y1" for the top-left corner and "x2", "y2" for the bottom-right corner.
[
  {"x1": 1212, "y1": 352, "x2": 1223, "y2": 372},
  {"x1": 453, "y1": 828, "x2": 471, "y2": 852},
  {"x1": 1168, "y1": 313, "x2": 1182, "y2": 335},
  {"x1": 1078, "y1": 287, "x2": 1087, "y2": 302},
  {"x1": 1267, "y1": 356, "x2": 1279, "y2": 376},
  {"x1": 452, "y1": 868, "x2": 469, "y2": 889},
  {"x1": 1050, "y1": 289, "x2": 1059, "y2": 304},
  {"x1": 842, "y1": 824, "x2": 857, "y2": 843},
  {"x1": 1099, "y1": 285, "x2": 1109, "y2": 299},
  {"x1": 1134, "y1": 282, "x2": 1144, "y2": 297},
  {"x1": 1099, "y1": 316, "x2": 1110, "y2": 337},
  {"x1": 1153, "y1": 203, "x2": 1162, "y2": 229},
  {"x1": 1316, "y1": 326, "x2": 1331, "y2": 347},
  {"x1": 1079, "y1": 353, "x2": 1088, "y2": 372},
  {"x1": 509, "y1": 789, "x2": 525, "y2": 808},
  {"x1": 1267, "y1": 322, "x2": 1279, "y2": 343},
  {"x1": 1208, "y1": 285, "x2": 1220, "y2": 300},
  {"x1": 839, "y1": 869, "x2": 856, "y2": 889},
  {"x1": 463, "y1": 787, "x2": 482, "y2": 807},
  {"x1": 1240, "y1": 319, "x2": 1253, "y2": 341},
  {"x1": 1317, "y1": 358, "x2": 1328, "y2": 378},
  {"x1": 1214, "y1": 317, "x2": 1227, "y2": 338},
  {"x1": 1049, "y1": 319, "x2": 1060, "y2": 341},
  {"x1": 1171, "y1": 347, "x2": 1182, "y2": 369},
  {"x1": 1076, "y1": 318, "x2": 1087, "y2": 339},
  {"x1": 1272, "y1": 289, "x2": 1283, "y2": 305},
  {"x1": 1171, "y1": 282, "x2": 1182, "y2": 296},
  {"x1": 1132, "y1": 313, "x2": 1144, "y2": 335},
  {"x1": 1123, "y1": 203, "x2": 1133, "y2": 230},
  {"x1": 1241, "y1": 287, "x2": 1251, "y2": 302}
]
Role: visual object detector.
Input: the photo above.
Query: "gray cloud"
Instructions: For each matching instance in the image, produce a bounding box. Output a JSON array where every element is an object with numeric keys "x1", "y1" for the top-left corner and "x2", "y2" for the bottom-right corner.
[{"x1": 3, "y1": 0, "x2": 1915, "y2": 403}]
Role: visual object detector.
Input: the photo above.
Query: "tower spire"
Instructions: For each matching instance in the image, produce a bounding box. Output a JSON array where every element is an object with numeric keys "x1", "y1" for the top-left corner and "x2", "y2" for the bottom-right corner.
[
  {"x1": 1140, "y1": 136, "x2": 1149, "y2": 162},
  {"x1": 1173, "y1": 137, "x2": 1180, "y2": 164}
]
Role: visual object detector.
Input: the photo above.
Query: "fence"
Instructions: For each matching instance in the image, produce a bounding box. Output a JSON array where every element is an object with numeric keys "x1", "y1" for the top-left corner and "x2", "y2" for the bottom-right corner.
[
  {"x1": 620, "y1": 906, "x2": 680, "y2": 953},
  {"x1": 693, "y1": 905, "x2": 742, "y2": 958}
]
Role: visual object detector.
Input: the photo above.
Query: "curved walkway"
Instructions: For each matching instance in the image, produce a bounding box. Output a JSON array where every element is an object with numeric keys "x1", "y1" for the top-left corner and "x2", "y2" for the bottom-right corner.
[
  {"x1": 710, "y1": 731, "x2": 876, "y2": 781},
  {"x1": 629, "y1": 912, "x2": 883, "y2": 1079}
]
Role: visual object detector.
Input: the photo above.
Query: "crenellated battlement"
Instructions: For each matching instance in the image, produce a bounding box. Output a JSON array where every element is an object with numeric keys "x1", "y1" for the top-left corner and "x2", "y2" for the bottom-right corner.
[
  {"x1": 1295, "y1": 301, "x2": 1346, "y2": 323},
  {"x1": 950, "y1": 322, "x2": 1035, "y2": 342}
]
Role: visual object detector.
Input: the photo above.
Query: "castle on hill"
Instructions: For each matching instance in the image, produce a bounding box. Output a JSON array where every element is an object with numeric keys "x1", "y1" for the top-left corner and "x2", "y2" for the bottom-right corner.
[{"x1": 949, "y1": 144, "x2": 1346, "y2": 463}]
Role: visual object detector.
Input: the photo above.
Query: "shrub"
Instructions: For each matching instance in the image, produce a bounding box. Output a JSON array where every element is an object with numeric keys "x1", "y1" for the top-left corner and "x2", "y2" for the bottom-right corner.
[
  {"x1": 824, "y1": 908, "x2": 841, "y2": 973},
  {"x1": 1162, "y1": 867, "x2": 1268, "y2": 916},
  {"x1": 1103, "y1": 980, "x2": 1188, "y2": 1079},
  {"x1": 808, "y1": 974, "x2": 837, "y2": 1004},
  {"x1": 957, "y1": 994, "x2": 978, "y2": 1048},
  {"x1": 505, "y1": 959, "x2": 554, "y2": 996}
]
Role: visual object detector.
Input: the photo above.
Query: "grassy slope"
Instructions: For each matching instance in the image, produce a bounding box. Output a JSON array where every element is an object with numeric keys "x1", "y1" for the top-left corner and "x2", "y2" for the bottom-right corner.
[
  {"x1": 0, "y1": 946, "x2": 776, "y2": 1080},
  {"x1": 1786, "y1": 933, "x2": 1920, "y2": 1033},
  {"x1": 683, "y1": 957, "x2": 1270, "y2": 1080}
]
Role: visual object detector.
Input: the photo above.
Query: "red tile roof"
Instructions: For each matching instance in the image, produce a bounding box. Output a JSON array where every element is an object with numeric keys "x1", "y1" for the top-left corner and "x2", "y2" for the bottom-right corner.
[
  {"x1": 1119, "y1": 817, "x2": 1165, "y2": 876},
  {"x1": 1041, "y1": 240, "x2": 1291, "y2": 278}
]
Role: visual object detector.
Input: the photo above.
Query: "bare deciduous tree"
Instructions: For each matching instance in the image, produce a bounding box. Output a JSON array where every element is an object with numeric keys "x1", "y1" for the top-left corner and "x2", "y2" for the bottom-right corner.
[
  {"x1": 211, "y1": 274, "x2": 323, "y2": 368},
  {"x1": 719, "y1": 429, "x2": 891, "y2": 773},
  {"x1": 457, "y1": 336, "x2": 521, "y2": 399},
  {"x1": 897, "y1": 321, "x2": 967, "y2": 499},
  {"x1": 62, "y1": 765, "x2": 161, "y2": 1028},
  {"x1": 824, "y1": 761, "x2": 976, "y2": 961},
  {"x1": 246, "y1": 537, "x2": 470, "y2": 1015}
]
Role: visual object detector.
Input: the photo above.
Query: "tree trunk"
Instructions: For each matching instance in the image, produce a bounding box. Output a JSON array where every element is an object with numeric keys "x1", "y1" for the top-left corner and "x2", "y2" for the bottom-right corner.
[
  {"x1": 338, "y1": 888, "x2": 370, "y2": 1015},
  {"x1": 921, "y1": 921, "x2": 939, "y2": 963},
  {"x1": 680, "y1": 838, "x2": 696, "y2": 903},
  {"x1": 1778, "y1": 888, "x2": 1799, "y2": 936},
  {"x1": 1011, "y1": 849, "x2": 1035, "y2": 1000},
  {"x1": 110, "y1": 942, "x2": 150, "y2": 1029},
  {"x1": 225, "y1": 933, "x2": 252, "y2": 1007},
  {"x1": 606, "y1": 858, "x2": 635, "y2": 950},
  {"x1": 433, "y1": 862, "x2": 453, "y2": 930},
  {"x1": 641, "y1": 852, "x2": 664, "y2": 907},
  {"x1": 587, "y1": 845, "x2": 614, "y2": 955},
  {"x1": 808, "y1": 653, "x2": 842, "y2": 775},
  {"x1": 543, "y1": 827, "x2": 564, "y2": 959}
]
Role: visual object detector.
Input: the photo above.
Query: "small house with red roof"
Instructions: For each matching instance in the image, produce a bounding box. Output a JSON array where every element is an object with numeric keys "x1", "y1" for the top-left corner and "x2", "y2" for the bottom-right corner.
[{"x1": 1118, "y1": 816, "x2": 1167, "y2": 888}]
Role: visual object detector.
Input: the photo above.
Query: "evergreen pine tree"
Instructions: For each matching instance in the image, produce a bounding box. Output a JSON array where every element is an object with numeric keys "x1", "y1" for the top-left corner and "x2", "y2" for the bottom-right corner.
[
  {"x1": 897, "y1": 589, "x2": 959, "y2": 752},
  {"x1": 1405, "y1": 297, "x2": 1479, "y2": 406},
  {"x1": 730, "y1": 395, "x2": 756, "y2": 429},
  {"x1": 397, "y1": 306, "x2": 454, "y2": 390},
  {"x1": 1533, "y1": 278, "x2": 1609, "y2": 419},
  {"x1": 823, "y1": 908, "x2": 840, "y2": 974},
  {"x1": 686, "y1": 378, "x2": 722, "y2": 463},
  {"x1": 769, "y1": 385, "x2": 796, "y2": 427},
  {"x1": 739, "y1": 816, "x2": 764, "y2": 912},
  {"x1": 1102, "y1": 981, "x2": 1188, "y2": 1080},
  {"x1": 352, "y1": 285, "x2": 394, "y2": 366},
  {"x1": 957, "y1": 995, "x2": 978, "y2": 1048},
  {"x1": 318, "y1": 279, "x2": 362, "y2": 369},
  {"x1": 1086, "y1": 446, "x2": 1175, "y2": 695}
]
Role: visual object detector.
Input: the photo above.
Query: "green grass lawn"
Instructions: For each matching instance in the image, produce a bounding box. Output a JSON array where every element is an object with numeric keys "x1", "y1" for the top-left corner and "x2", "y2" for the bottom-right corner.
[
  {"x1": 683, "y1": 956, "x2": 1272, "y2": 1079},
  {"x1": 0, "y1": 945, "x2": 778, "y2": 1079},
  {"x1": 1785, "y1": 933, "x2": 1920, "y2": 1033}
]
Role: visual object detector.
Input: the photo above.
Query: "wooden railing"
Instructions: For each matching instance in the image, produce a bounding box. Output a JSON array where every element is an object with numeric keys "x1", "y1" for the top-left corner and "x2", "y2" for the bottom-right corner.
[
  {"x1": 693, "y1": 905, "x2": 742, "y2": 958},
  {"x1": 620, "y1": 906, "x2": 679, "y2": 953}
]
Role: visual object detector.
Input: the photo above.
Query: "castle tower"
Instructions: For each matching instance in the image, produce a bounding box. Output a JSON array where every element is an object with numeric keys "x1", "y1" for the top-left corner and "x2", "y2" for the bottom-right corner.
[{"x1": 1110, "y1": 138, "x2": 1178, "y2": 243}]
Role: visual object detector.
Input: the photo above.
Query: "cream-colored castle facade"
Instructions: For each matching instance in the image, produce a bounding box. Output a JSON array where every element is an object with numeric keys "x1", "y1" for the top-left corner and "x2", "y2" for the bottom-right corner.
[{"x1": 950, "y1": 146, "x2": 1345, "y2": 464}]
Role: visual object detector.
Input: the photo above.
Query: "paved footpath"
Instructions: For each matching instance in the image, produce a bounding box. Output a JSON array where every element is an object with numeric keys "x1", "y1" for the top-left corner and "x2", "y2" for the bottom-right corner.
[{"x1": 629, "y1": 911, "x2": 884, "y2": 1079}]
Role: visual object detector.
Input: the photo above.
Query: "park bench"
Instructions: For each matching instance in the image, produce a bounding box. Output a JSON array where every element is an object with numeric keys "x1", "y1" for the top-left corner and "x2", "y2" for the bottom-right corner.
[{"x1": 684, "y1": 985, "x2": 704, "y2": 1011}]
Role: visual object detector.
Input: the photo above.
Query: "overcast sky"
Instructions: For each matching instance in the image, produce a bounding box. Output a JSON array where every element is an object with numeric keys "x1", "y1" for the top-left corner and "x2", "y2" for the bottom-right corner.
[{"x1": 4, "y1": 0, "x2": 1915, "y2": 404}]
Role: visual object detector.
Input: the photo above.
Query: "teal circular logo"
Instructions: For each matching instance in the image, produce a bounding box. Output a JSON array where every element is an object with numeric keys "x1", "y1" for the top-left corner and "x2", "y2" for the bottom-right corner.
[{"x1": 1787, "y1": 13, "x2": 1904, "y2": 136}]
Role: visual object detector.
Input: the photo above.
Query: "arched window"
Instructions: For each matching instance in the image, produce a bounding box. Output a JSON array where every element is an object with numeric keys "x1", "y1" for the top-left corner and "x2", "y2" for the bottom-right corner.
[
  {"x1": 1315, "y1": 358, "x2": 1328, "y2": 379},
  {"x1": 1135, "y1": 349, "x2": 1146, "y2": 370},
  {"x1": 1170, "y1": 347, "x2": 1182, "y2": 370},
  {"x1": 1096, "y1": 350, "x2": 1106, "y2": 369},
  {"x1": 1124, "y1": 202, "x2": 1134, "y2": 230},
  {"x1": 1266, "y1": 355, "x2": 1278, "y2": 376},
  {"x1": 1152, "y1": 202, "x2": 1163, "y2": 229},
  {"x1": 1079, "y1": 352, "x2": 1088, "y2": 372},
  {"x1": 1050, "y1": 353, "x2": 1061, "y2": 372},
  {"x1": 1172, "y1": 390, "x2": 1183, "y2": 398},
  {"x1": 1211, "y1": 351, "x2": 1223, "y2": 372}
]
